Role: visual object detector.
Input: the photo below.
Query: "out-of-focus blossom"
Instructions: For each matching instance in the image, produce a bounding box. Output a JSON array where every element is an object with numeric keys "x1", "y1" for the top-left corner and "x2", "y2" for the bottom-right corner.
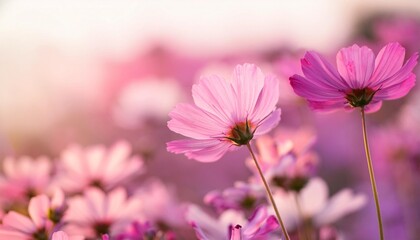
[
  {"x1": 115, "y1": 221, "x2": 176, "y2": 240},
  {"x1": 273, "y1": 178, "x2": 367, "y2": 234},
  {"x1": 51, "y1": 231, "x2": 84, "y2": 240},
  {"x1": 134, "y1": 179, "x2": 186, "y2": 227},
  {"x1": 247, "y1": 128, "x2": 318, "y2": 192},
  {"x1": 204, "y1": 182, "x2": 266, "y2": 214},
  {"x1": 0, "y1": 156, "x2": 52, "y2": 207},
  {"x1": 0, "y1": 194, "x2": 54, "y2": 240},
  {"x1": 55, "y1": 140, "x2": 144, "y2": 193},
  {"x1": 167, "y1": 63, "x2": 281, "y2": 162},
  {"x1": 113, "y1": 77, "x2": 185, "y2": 128},
  {"x1": 186, "y1": 205, "x2": 279, "y2": 240},
  {"x1": 290, "y1": 42, "x2": 418, "y2": 113},
  {"x1": 64, "y1": 187, "x2": 142, "y2": 239}
]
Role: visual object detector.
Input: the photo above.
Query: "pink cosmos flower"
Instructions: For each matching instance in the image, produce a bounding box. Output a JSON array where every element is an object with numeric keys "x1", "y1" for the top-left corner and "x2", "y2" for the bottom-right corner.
[
  {"x1": 55, "y1": 140, "x2": 144, "y2": 193},
  {"x1": 167, "y1": 63, "x2": 281, "y2": 162},
  {"x1": 187, "y1": 205, "x2": 279, "y2": 240},
  {"x1": 0, "y1": 156, "x2": 52, "y2": 206},
  {"x1": 289, "y1": 42, "x2": 418, "y2": 113},
  {"x1": 64, "y1": 187, "x2": 142, "y2": 238},
  {"x1": 0, "y1": 194, "x2": 57, "y2": 240},
  {"x1": 273, "y1": 178, "x2": 367, "y2": 233},
  {"x1": 246, "y1": 128, "x2": 318, "y2": 192}
]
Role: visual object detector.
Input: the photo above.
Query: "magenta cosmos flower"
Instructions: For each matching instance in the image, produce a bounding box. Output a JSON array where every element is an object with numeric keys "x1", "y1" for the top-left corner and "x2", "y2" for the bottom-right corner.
[
  {"x1": 167, "y1": 64, "x2": 281, "y2": 162},
  {"x1": 289, "y1": 42, "x2": 418, "y2": 112}
]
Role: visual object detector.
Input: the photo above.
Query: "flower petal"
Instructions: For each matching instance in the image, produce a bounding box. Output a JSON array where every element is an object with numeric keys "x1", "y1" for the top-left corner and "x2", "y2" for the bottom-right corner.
[
  {"x1": 192, "y1": 74, "x2": 237, "y2": 125},
  {"x1": 168, "y1": 103, "x2": 227, "y2": 140},
  {"x1": 231, "y1": 64, "x2": 265, "y2": 120},
  {"x1": 28, "y1": 195, "x2": 49, "y2": 228},
  {"x1": 167, "y1": 139, "x2": 232, "y2": 162},
  {"x1": 300, "y1": 51, "x2": 348, "y2": 89},
  {"x1": 254, "y1": 109, "x2": 281, "y2": 136},
  {"x1": 290, "y1": 75, "x2": 345, "y2": 101},
  {"x1": 336, "y1": 44, "x2": 375, "y2": 89},
  {"x1": 370, "y1": 42, "x2": 406, "y2": 85},
  {"x1": 249, "y1": 74, "x2": 279, "y2": 122}
]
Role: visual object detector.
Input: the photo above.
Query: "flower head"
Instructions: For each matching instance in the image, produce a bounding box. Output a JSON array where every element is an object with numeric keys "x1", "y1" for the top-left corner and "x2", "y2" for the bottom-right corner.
[
  {"x1": 167, "y1": 63, "x2": 281, "y2": 162},
  {"x1": 290, "y1": 42, "x2": 418, "y2": 112}
]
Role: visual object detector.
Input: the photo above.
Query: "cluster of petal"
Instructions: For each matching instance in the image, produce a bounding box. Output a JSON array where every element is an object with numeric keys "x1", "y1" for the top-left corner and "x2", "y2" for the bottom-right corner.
[
  {"x1": 64, "y1": 187, "x2": 143, "y2": 238},
  {"x1": 247, "y1": 128, "x2": 318, "y2": 191},
  {"x1": 273, "y1": 178, "x2": 367, "y2": 231},
  {"x1": 0, "y1": 193, "x2": 59, "y2": 240},
  {"x1": 204, "y1": 182, "x2": 266, "y2": 213},
  {"x1": 134, "y1": 179, "x2": 186, "y2": 226},
  {"x1": 186, "y1": 205, "x2": 279, "y2": 240},
  {"x1": 167, "y1": 63, "x2": 281, "y2": 162},
  {"x1": 290, "y1": 42, "x2": 418, "y2": 112},
  {"x1": 55, "y1": 140, "x2": 144, "y2": 192},
  {"x1": 0, "y1": 156, "x2": 52, "y2": 205}
]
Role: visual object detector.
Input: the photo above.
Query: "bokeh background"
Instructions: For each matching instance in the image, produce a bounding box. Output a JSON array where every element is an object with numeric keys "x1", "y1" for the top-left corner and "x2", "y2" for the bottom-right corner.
[{"x1": 1, "y1": 0, "x2": 420, "y2": 239}]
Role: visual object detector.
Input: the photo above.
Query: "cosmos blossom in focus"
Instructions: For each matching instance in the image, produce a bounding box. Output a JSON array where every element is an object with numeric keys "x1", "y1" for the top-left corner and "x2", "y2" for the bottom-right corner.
[
  {"x1": 167, "y1": 63, "x2": 281, "y2": 162},
  {"x1": 290, "y1": 42, "x2": 418, "y2": 112}
]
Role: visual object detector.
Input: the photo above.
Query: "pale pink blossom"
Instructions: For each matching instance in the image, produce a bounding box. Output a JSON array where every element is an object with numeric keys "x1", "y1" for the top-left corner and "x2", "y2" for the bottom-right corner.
[
  {"x1": 167, "y1": 63, "x2": 281, "y2": 162},
  {"x1": 273, "y1": 178, "x2": 367, "y2": 232},
  {"x1": 187, "y1": 205, "x2": 279, "y2": 240},
  {"x1": 64, "y1": 187, "x2": 142, "y2": 238},
  {"x1": 0, "y1": 156, "x2": 52, "y2": 206},
  {"x1": 55, "y1": 140, "x2": 144, "y2": 193},
  {"x1": 290, "y1": 42, "x2": 418, "y2": 113},
  {"x1": 247, "y1": 128, "x2": 318, "y2": 191},
  {"x1": 134, "y1": 179, "x2": 186, "y2": 227},
  {"x1": 0, "y1": 194, "x2": 54, "y2": 240}
]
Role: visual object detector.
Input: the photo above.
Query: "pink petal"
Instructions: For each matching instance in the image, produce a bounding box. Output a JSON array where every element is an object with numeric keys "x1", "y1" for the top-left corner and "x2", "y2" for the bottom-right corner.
[
  {"x1": 300, "y1": 178, "x2": 328, "y2": 216},
  {"x1": 167, "y1": 139, "x2": 232, "y2": 162},
  {"x1": 307, "y1": 100, "x2": 346, "y2": 111},
  {"x1": 231, "y1": 64, "x2": 266, "y2": 120},
  {"x1": 254, "y1": 109, "x2": 281, "y2": 136},
  {"x1": 230, "y1": 225, "x2": 242, "y2": 240},
  {"x1": 2, "y1": 212, "x2": 36, "y2": 234},
  {"x1": 363, "y1": 100, "x2": 383, "y2": 113},
  {"x1": 28, "y1": 195, "x2": 49, "y2": 228},
  {"x1": 52, "y1": 231, "x2": 70, "y2": 240},
  {"x1": 168, "y1": 103, "x2": 227, "y2": 140},
  {"x1": 0, "y1": 229, "x2": 30, "y2": 240},
  {"x1": 289, "y1": 75, "x2": 345, "y2": 101},
  {"x1": 373, "y1": 52, "x2": 418, "y2": 89},
  {"x1": 314, "y1": 189, "x2": 367, "y2": 226},
  {"x1": 370, "y1": 42, "x2": 406, "y2": 85},
  {"x1": 250, "y1": 74, "x2": 280, "y2": 122},
  {"x1": 336, "y1": 44, "x2": 375, "y2": 88},
  {"x1": 192, "y1": 75, "x2": 237, "y2": 125},
  {"x1": 300, "y1": 51, "x2": 348, "y2": 90}
]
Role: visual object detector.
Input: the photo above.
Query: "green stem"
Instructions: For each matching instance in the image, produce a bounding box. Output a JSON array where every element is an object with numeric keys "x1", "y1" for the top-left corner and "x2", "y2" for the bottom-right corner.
[
  {"x1": 360, "y1": 108, "x2": 384, "y2": 240},
  {"x1": 246, "y1": 143, "x2": 290, "y2": 240}
]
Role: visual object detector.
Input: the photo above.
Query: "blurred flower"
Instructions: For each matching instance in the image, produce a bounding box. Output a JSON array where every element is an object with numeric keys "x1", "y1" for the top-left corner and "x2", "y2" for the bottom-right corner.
[
  {"x1": 290, "y1": 42, "x2": 418, "y2": 112},
  {"x1": 134, "y1": 179, "x2": 186, "y2": 228},
  {"x1": 51, "y1": 231, "x2": 84, "y2": 240},
  {"x1": 204, "y1": 182, "x2": 266, "y2": 214},
  {"x1": 0, "y1": 194, "x2": 54, "y2": 240},
  {"x1": 247, "y1": 128, "x2": 318, "y2": 192},
  {"x1": 55, "y1": 140, "x2": 144, "y2": 193},
  {"x1": 186, "y1": 205, "x2": 278, "y2": 240},
  {"x1": 167, "y1": 63, "x2": 281, "y2": 162},
  {"x1": 273, "y1": 178, "x2": 367, "y2": 234},
  {"x1": 115, "y1": 221, "x2": 176, "y2": 240},
  {"x1": 113, "y1": 77, "x2": 185, "y2": 129},
  {"x1": 64, "y1": 187, "x2": 142, "y2": 238},
  {"x1": 0, "y1": 156, "x2": 52, "y2": 208}
]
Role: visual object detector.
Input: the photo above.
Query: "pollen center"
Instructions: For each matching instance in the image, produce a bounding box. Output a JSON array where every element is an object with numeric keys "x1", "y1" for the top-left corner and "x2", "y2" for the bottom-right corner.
[
  {"x1": 345, "y1": 88, "x2": 377, "y2": 108},
  {"x1": 226, "y1": 121, "x2": 255, "y2": 146}
]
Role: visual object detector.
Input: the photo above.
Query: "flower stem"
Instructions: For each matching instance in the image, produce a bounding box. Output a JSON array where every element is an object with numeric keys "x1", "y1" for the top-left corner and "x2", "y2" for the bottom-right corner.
[
  {"x1": 360, "y1": 108, "x2": 384, "y2": 240},
  {"x1": 246, "y1": 143, "x2": 290, "y2": 240}
]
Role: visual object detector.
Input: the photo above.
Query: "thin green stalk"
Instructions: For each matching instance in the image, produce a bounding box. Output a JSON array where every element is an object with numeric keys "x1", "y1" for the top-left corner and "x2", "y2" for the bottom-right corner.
[
  {"x1": 246, "y1": 143, "x2": 290, "y2": 240},
  {"x1": 361, "y1": 107, "x2": 384, "y2": 240}
]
